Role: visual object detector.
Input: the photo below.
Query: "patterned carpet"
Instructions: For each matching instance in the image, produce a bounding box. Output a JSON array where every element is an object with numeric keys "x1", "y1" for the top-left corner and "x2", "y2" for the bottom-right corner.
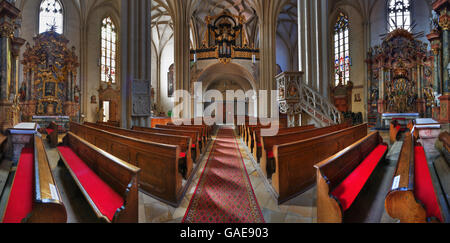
[{"x1": 183, "y1": 127, "x2": 264, "y2": 223}]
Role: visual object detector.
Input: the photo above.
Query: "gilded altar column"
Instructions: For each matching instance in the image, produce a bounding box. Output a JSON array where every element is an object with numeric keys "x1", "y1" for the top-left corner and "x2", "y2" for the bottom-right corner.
[
  {"x1": 435, "y1": 0, "x2": 450, "y2": 123},
  {"x1": 427, "y1": 30, "x2": 442, "y2": 94},
  {"x1": 0, "y1": 0, "x2": 21, "y2": 132}
]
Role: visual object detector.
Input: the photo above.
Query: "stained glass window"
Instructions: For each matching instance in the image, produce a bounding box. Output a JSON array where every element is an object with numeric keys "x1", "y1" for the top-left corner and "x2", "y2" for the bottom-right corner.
[
  {"x1": 39, "y1": 0, "x2": 63, "y2": 34},
  {"x1": 334, "y1": 12, "x2": 350, "y2": 86},
  {"x1": 388, "y1": 0, "x2": 411, "y2": 31},
  {"x1": 101, "y1": 17, "x2": 117, "y2": 83}
]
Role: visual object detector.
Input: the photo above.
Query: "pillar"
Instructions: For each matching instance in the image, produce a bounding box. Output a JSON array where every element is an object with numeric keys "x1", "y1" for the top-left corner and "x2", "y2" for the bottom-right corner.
[
  {"x1": 0, "y1": 0, "x2": 21, "y2": 132},
  {"x1": 121, "y1": 0, "x2": 152, "y2": 128},
  {"x1": 434, "y1": 0, "x2": 450, "y2": 123},
  {"x1": 251, "y1": 0, "x2": 287, "y2": 118}
]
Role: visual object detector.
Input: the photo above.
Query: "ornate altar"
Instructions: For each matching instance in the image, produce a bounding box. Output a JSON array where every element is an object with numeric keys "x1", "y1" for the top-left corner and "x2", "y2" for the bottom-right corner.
[
  {"x1": 20, "y1": 28, "x2": 79, "y2": 122},
  {"x1": 190, "y1": 11, "x2": 259, "y2": 64},
  {"x1": 366, "y1": 29, "x2": 435, "y2": 126}
]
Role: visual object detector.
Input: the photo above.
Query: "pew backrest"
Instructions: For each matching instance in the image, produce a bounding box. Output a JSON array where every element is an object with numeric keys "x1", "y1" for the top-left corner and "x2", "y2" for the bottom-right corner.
[
  {"x1": 262, "y1": 123, "x2": 351, "y2": 155},
  {"x1": 62, "y1": 132, "x2": 140, "y2": 222},
  {"x1": 315, "y1": 131, "x2": 387, "y2": 222},
  {"x1": 69, "y1": 122, "x2": 184, "y2": 205},
  {"x1": 272, "y1": 123, "x2": 368, "y2": 203}
]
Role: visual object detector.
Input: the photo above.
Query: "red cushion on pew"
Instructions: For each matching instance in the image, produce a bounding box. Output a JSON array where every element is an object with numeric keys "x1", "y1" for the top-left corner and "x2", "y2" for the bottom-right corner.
[
  {"x1": 331, "y1": 145, "x2": 387, "y2": 211},
  {"x1": 46, "y1": 128, "x2": 54, "y2": 135},
  {"x1": 267, "y1": 151, "x2": 274, "y2": 159},
  {"x1": 2, "y1": 148, "x2": 34, "y2": 223},
  {"x1": 179, "y1": 152, "x2": 186, "y2": 158},
  {"x1": 57, "y1": 146, "x2": 124, "y2": 222},
  {"x1": 414, "y1": 146, "x2": 443, "y2": 222}
]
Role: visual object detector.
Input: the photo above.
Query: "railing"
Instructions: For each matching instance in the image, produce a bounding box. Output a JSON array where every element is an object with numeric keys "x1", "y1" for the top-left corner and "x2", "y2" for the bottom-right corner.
[
  {"x1": 301, "y1": 84, "x2": 342, "y2": 126},
  {"x1": 277, "y1": 72, "x2": 342, "y2": 127}
]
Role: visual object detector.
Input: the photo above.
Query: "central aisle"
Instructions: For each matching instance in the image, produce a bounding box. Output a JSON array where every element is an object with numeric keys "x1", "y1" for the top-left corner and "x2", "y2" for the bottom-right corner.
[{"x1": 183, "y1": 127, "x2": 265, "y2": 223}]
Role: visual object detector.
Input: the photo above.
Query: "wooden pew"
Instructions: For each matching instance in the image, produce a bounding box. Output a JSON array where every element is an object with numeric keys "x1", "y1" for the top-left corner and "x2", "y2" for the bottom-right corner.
[
  {"x1": 132, "y1": 126, "x2": 201, "y2": 162},
  {"x1": 156, "y1": 125, "x2": 207, "y2": 153},
  {"x1": 84, "y1": 122, "x2": 193, "y2": 179},
  {"x1": 385, "y1": 132, "x2": 445, "y2": 223},
  {"x1": 260, "y1": 123, "x2": 351, "y2": 179},
  {"x1": 0, "y1": 133, "x2": 6, "y2": 159},
  {"x1": 2, "y1": 135, "x2": 67, "y2": 223},
  {"x1": 58, "y1": 132, "x2": 140, "y2": 222},
  {"x1": 251, "y1": 125, "x2": 316, "y2": 161},
  {"x1": 315, "y1": 132, "x2": 388, "y2": 223},
  {"x1": 272, "y1": 124, "x2": 368, "y2": 204},
  {"x1": 246, "y1": 122, "x2": 287, "y2": 149},
  {"x1": 69, "y1": 122, "x2": 185, "y2": 207},
  {"x1": 45, "y1": 121, "x2": 67, "y2": 148},
  {"x1": 440, "y1": 131, "x2": 450, "y2": 156},
  {"x1": 173, "y1": 124, "x2": 211, "y2": 142},
  {"x1": 390, "y1": 120, "x2": 401, "y2": 144},
  {"x1": 97, "y1": 121, "x2": 120, "y2": 127}
]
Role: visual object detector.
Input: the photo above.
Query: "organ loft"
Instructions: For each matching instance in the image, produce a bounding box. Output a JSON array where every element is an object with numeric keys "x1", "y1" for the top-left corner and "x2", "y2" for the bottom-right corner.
[{"x1": 0, "y1": 0, "x2": 447, "y2": 227}]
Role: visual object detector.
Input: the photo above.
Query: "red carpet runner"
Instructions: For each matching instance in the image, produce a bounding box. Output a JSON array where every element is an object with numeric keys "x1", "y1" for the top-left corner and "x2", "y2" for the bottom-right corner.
[{"x1": 183, "y1": 127, "x2": 265, "y2": 223}]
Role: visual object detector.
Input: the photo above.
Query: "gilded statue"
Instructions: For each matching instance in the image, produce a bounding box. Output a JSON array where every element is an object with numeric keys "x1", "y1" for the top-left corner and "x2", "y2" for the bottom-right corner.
[{"x1": 423, "y1": 85, "x2": 435, "y2": 107}]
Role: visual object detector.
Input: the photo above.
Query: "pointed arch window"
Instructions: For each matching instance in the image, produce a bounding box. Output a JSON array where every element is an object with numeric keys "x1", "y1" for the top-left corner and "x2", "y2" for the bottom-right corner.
[
  {"x1": 334, "y1": 12, "x2": 350, "y2": 86},
  {"x1": 39, "y1": 0, "x2": 64, "y2": 34},
  {"x1": 101, "y1": 17, "x2": 117, "y2": 83},
  {"x1": 388, "y1": 0, "x2": 411, "y2": 31}
]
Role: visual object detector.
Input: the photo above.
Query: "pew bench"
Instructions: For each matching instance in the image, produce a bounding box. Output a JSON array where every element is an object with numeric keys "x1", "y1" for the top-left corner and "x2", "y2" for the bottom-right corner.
[
  {"x1": 57, "y1": 132, "x2": 140, "y2": 223},
  {"x1": 260, "y1": 123, "x2": 350, "y2": 179},
  {"x1": 272, "y1": 124, "x2": 368, "y2": 204},
  {"x1": 252, "y1": 125, "x2": 315, "y2": 162},
  {"x1": 69, "y1": 122, "x2": 186, "y2": 207},
  {"x1": 45, "y1": 121, "x2": 67, "y2": 148},
  {"x1": 315, "y1": 132, "x2": 388, "y2": 223},
  {"x1": 2, "y1": 135, "x2": 67, "y2": 223},
  {"x1": 389, "y1": 120, "x2": 401, "y2": 144},
  {"x1": 84, "y1": 122, "x2": 193, "y2": 179},
  {"x1": 156, "y1": 125, "x2": 206, "y2": 153},
  {"x1": 385, "y1": 132, "x2": 445, "y2": 223},
  {"x1": 133, "y1": 126, "x2": 201, "y2": 162},
  {"x1": 439, "y1": 131, "x2": 449, "y2": 162},
  {"x1": 0, "y1": 133, "x2": 6, "y2": 159},
  {"x1": 97, "y1": 121, "x2": 120, "y2": 127}
]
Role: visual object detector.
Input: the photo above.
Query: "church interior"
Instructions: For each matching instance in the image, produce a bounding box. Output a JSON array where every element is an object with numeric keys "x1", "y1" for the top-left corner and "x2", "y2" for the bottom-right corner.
[{"x1": 0, "y1": 0, "x2": 448, "y2": 224}]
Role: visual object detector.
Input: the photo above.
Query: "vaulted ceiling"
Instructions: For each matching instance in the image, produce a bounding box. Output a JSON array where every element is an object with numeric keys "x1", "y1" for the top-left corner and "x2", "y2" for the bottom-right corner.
[{"x1": 15, "y1": 0, "x2": 121, "y2": 23}]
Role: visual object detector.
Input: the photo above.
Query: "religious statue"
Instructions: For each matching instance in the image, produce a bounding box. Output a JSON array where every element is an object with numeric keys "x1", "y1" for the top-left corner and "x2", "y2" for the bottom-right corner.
[{"x1": 19, "y1": 82, "x2": 26, "y2": 101}]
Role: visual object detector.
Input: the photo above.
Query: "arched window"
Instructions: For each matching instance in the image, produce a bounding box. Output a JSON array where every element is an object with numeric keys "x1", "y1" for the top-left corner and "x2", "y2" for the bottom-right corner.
[
  {"x1": 334, "y1": 12, "x2": 350, "y2": 86},
  {"x1": 39, "y1": 0, "x2": 64, "y2": 34},
  {"x1": 388, "y1": 0, "x2": 411, "y2": 31},
  {"x1": 101, "y1": 17, "x2": 117, "y2": 83}
]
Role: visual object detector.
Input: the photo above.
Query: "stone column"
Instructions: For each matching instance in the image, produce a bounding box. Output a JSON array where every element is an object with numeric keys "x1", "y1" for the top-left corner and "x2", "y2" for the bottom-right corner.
[
  {"x1": 121, "y1": 0, "x2": 153, "y2": 128},
  {"x1": 251, "y1": 0, "x2": 287, "y2": 118},
  {"x1": 166, "y1": 0, "x2": 198, "y2": 120}
]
